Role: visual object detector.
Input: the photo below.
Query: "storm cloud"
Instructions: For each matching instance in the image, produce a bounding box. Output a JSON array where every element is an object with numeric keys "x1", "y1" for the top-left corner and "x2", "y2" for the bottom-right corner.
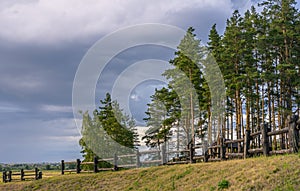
[{"x1": 0, "y1": 0, "x2": 269, "y2": 163}]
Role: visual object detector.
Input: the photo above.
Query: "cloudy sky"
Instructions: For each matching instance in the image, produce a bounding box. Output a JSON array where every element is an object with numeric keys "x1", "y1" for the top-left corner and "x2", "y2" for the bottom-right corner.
[{"x1": 1, "y1": 0, "x2": 298, "y2": 163}]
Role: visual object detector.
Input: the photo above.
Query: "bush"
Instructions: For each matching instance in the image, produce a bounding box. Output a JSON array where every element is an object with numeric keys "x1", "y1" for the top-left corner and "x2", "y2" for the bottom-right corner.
[{"x1": 218, "y1": 179, "x2": 229, "y2": 190}]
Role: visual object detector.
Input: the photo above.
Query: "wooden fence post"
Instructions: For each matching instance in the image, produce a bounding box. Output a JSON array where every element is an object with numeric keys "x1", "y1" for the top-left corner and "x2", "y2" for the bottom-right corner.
[
  {"x1": 61, "y1": 160, "x2": 65, "y2": 175},
  {"x1": 94, "y1": 156, "x2": 98, "y2": 173},
  {"x1": 2, "y1": 171, "x2": 7, "y2": 183},
  {"x1": 244, "y1": 130, "x2": 251, "y2": 159},
  {"x1": 8, "y1": 171, "x2": 12, "y2": 182},
  {"x1": 21, "y1": 169, "x2": 25, "y2": 181},
  {"x1": 136, "y1": 150, "x2": 141, "y2": 168},
  {"x1": 38, "y1": 171, "x2": 42, "y2": 180},
  {"x1": 203, "y1": 142, "x2": 208, "y2": 162},
  {"x1": 288, "y1": 115, "x2": 299, "y2": 153},
  {"x1": 189, "y1": 143, "x2": 194, "y2": 163},
  {"x1": 161, "y1": 144, "x2": 167, "y2": 165},
  {"x1": 76, "y1": 159, "x2": 81, "y2": 174},
  {"x1": 204, "y1": 151, "x2": 208, "y2": 162},
  {"x1": 113, "y1": 153, "x2": 118, "y2": 171},
  {"x1": 220, "y1": 137, "x2": 226, "y2": 160},
  {"x1": 35, "y1": 168, "x2": 39, "y2": 180},
  {"x1": 261, "y1": 123, "x2": 269, "y2": 156}
]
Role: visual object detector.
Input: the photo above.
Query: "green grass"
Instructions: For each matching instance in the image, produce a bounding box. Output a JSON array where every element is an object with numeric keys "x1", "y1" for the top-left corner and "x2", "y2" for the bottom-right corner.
[{"x1": 1, "y1": 154, "x2": 300, "y2": 190}]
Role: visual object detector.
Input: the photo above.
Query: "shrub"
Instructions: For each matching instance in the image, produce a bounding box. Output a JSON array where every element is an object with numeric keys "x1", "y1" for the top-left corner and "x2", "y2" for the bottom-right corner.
[{"x1": 218, "y1": 179, "x2": 229, "y2": 190}]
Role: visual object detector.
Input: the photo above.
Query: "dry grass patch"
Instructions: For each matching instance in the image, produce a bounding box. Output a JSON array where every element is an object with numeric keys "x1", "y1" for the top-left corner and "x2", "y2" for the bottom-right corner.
[{"x1": 0, "y1": 154, "x2": 300, "y2": 190}]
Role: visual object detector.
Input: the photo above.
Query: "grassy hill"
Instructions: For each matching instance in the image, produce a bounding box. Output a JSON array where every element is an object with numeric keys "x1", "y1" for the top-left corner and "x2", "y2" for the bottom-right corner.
[{"x1": 1, "y1": 154, "x2": 300, "y2": 191}]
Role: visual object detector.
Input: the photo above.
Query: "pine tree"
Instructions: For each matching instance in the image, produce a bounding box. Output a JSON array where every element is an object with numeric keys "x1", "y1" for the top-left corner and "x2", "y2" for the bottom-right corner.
[
  {"x1": 221, "y1": 10, "x2": 245, "y2": 148},
  {"x1": 80, "y1": 93, "x2": 138, "y2": 163},
  {"x1": 143, "y1": 88, "x2": 179, "y2": 148},
  {"x1": 163, "y1": 27, "x2": 206, "y2": 146}
]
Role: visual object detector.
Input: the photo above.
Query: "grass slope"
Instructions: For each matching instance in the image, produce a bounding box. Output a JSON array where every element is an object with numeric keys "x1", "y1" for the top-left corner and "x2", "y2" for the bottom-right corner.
[{"x1": 1, "y1": 154, "x2": 300, "y2": 191}]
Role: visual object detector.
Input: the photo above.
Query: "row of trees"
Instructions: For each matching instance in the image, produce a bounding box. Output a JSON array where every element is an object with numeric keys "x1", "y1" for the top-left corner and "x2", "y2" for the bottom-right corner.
[
  {"x1": 80, "y1": 0, "x2": 300, "y2": 161},
  {"x1": 143, "y1": 0, "x2": 300, "y2": 150},
  {"x1": 209, "y1": 0, "x2": 300, "y2": 142}
]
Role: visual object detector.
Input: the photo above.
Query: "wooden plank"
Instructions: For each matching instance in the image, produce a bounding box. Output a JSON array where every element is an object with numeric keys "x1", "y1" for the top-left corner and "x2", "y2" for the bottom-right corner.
[
  {"x1": 193, "y1": 144, "x2": 203, "y2": 149},
  {"x1": 98, "y1": 168, "x2": 114, "y2": 171},
  {"x1": 139, "y1": 150, "x2": 160, "y2": 154},
  {"x1": 11, "y1": 173, "x2": 21, "y2": 176},
  {"x1": 64, "y1": 161, "x2": 77, "y2": 164},
  {"x1": 118, "y1": 154, "x2": 136, "y2": 158},
  {"x1": 63, "y1": 169, "x2": 77, "y2": 172},
  {"x1": 99, "y1": 158, "x2": 114, "y2": 162},
  {"x1": 248, "y1": 148, "x2": 263, "y2": 154},
  {"x1": 269, "y1": 149, "x2": 291, "y2": 155},
  {"x1": 226, "y1": 153, "x2": 244, "y2": 157},
  {"x1": 165, "y1": 150, "x2": 189, "y2": 154},
  {"x1": 267, "y1": 128, "x2": 289, "y2": 136},
  {"x1": 225, "y1": 139, "x2": 244, "y2": 144},
  {"x1": 193, "y1": 156, "x2": 205, "y2": 160},
  {"x1": 140, "y1": 160, "x2": 161, "y2": 164},
  {"x1": 23, "y1": 170, "x2": 36, "y2": 173},
  {"x1": 250, "y1": 131, "x2": 261, "y2": 137},
  {"x1": 23, "y1": 174, "x2": 36, "y2": 177}
]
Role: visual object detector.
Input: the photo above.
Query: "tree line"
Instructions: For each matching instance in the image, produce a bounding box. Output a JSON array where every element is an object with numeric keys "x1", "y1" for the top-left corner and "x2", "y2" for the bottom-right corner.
[{"x1": 143, "y1": 0, "x2": 300, "y2": 150}]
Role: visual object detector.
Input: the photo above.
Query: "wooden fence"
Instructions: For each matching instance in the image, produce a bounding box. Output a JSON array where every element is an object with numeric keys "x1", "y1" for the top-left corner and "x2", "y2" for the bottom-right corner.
[
  {"x1": 61, "y1": 149, "x2": 163, "y2": 174},
  {"x1": 205, "y1": 115, "x2": 300, "y2": 162},
  {"x1": 61, "y1": 115, "x2": 299, "y2": 174},
  {"x1": 2, "y1": 168, "x2": 42, "y2": 183}
]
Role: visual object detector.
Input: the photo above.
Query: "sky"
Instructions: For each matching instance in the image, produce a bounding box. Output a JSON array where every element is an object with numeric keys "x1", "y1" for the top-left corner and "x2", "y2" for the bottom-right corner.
[{"x1": 0, "y1": 0, "x2": 299, "y2": 163}]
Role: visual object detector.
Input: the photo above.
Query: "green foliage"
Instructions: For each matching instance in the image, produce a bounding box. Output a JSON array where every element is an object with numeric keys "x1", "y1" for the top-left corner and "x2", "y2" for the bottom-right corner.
[
  {"x1": 98, "y1": 93, "x2": 138, "y2": 148},
  {"x1": 45, "y1": 165, "x2": 51, "y2": 170},
  {"x1": 144, "y1": 27, "x2": 211, "y2": 148},
  {"x1": 143, "y1": 88, "x2": 179, "y2": 148},
  {"x1": 79, "y1": 93, "x2": 139, "y2": 166},
  {"x1": 206, "y1": 0, "x2": 300, "y2": 141},
  {"x1": 218, "y1": 179, "x2": 229, "y2": 190}
]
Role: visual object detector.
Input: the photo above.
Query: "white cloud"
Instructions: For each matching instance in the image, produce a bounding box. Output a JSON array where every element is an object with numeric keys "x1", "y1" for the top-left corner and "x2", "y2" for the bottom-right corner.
[
  {"x1": 0, "y1": 102, "x2": 27, "y2": 113},
  {"x1": 40, "y1": 104, "x2": 73, "y2": 113},
  {"x1": 44, "y1": 135, "x2": 81, "y2": 143},
  {"x1": 0, "y1": 73, "x2": 43, "y2": 91},
  {"x1": 0, "y1": 0, "x2": 235, "y2": 45},
  {"x1": 130, "y1": 94, "x2": 140, "y2": 101}
]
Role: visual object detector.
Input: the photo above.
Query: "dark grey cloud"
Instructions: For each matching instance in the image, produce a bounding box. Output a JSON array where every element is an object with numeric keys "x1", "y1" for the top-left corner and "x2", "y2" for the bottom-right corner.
[
  {"x1": 0, "y1": 42, "x2": 89, "y2": 104},
  {"x1": 96, "y1": 45, "x2": 174, "y2": 100},
  {"x1": 0, "y1": 42, "x2": 88, "y2": 162},
  {"x1": 0, "y1": 0, "x2": 273, "y2": 163}
]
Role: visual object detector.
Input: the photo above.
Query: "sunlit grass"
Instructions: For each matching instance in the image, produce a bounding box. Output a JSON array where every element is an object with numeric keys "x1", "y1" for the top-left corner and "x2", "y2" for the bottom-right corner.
[{"x1": 1, "y1": 154, "x2": 300, "y2": 190}]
